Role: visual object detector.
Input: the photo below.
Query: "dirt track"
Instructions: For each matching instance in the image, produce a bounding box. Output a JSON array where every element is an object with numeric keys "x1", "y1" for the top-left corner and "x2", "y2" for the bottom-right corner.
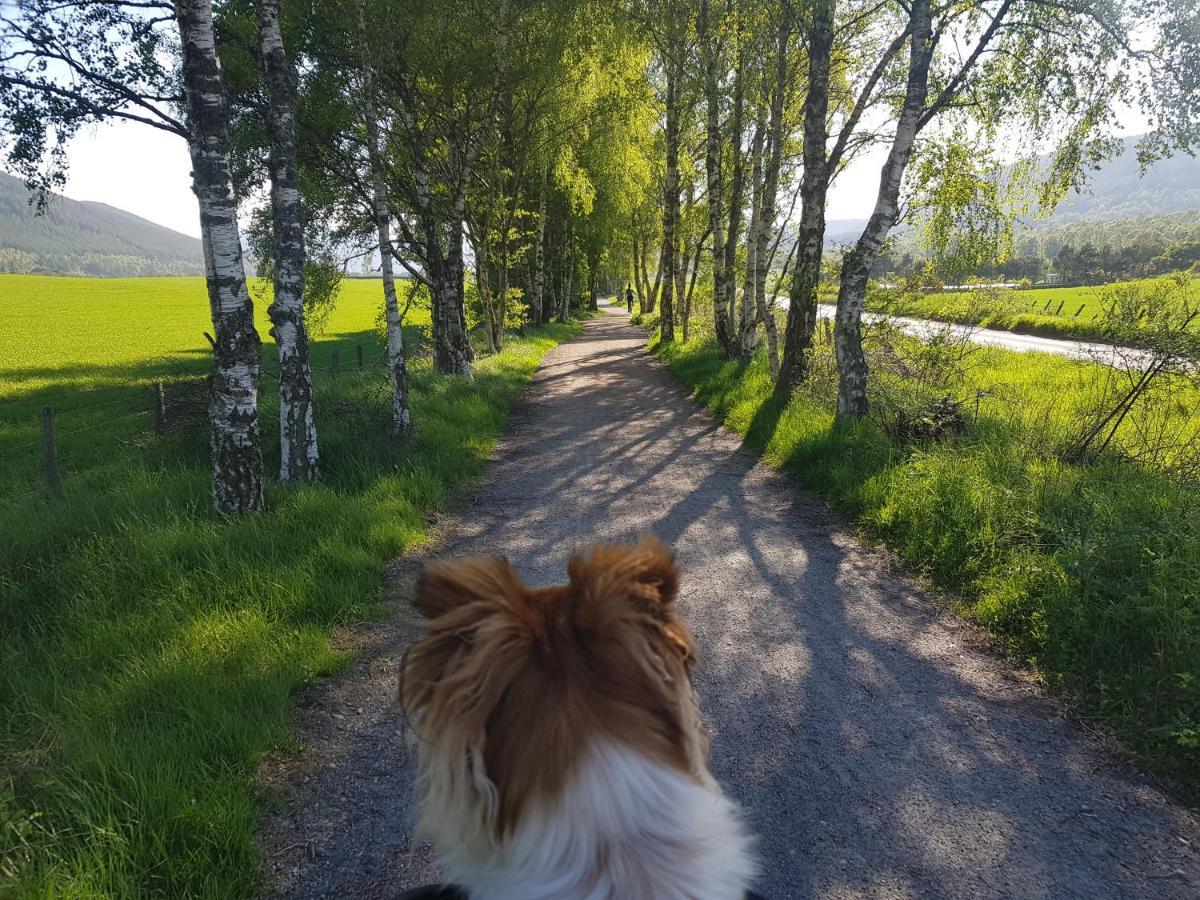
[{"x1": 261, "y1": 304, "x2": 1199, "y2": 899}]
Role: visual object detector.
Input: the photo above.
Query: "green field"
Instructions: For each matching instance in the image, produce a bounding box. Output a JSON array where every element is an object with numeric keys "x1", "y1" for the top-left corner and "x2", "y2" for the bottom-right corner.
[
  {"x1": 0, "y1": 274, "x2": 582, "y2": 895},
  {"x1": 644, "y1": 315, "x2": 1200, "y2": 799},
  {"x1": 0, "y1": 275, "x2": 399, "y2": 498},
  {"x1": 873, "y1": 275, "x2": 1199, "y2": 342}
]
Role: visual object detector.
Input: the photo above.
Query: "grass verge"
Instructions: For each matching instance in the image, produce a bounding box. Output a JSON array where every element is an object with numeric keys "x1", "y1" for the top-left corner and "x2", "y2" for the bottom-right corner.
[
  {"x1": 646, "y1": 327, "x2": 1199, "y2": 801},
  {"x1": 0, "y1": 314, "x2": 581, "y2": 897}
]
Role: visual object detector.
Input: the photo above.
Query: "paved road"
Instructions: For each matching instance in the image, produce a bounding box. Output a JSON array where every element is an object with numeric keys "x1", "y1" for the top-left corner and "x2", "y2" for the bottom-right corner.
[
  {"x1": 261, "y1": 304, "x2": 1199, "y2": 899},
  {"x1": 812, "y1": 303, "x2": 1144, "y2": 364}
]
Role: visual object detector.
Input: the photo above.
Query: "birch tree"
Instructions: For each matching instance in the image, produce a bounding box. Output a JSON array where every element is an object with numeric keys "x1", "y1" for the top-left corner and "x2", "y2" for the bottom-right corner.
[
  {"x1": 0, "y1": 0, "x2": 266, "y2": 512},
  {"x1": 178, "y1": 0, "x2": 266, "y2": 510},
  {"x1": 258, "y1": 0, "x2": 319, "y2": 480},
  {"x1": 358, "y1": 3, "x2": 412, "y2": 434},
  {"x1": 829, "y1": 0, "x2": 1200, "y2": 419}
]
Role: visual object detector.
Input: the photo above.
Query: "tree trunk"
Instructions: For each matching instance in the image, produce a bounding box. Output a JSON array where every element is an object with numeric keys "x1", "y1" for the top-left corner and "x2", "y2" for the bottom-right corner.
[
  {"x1": 835, "y1": 0, "x2": 934, "y2": 420},
  {"x1": 587, "y1": 247, "x2": 599, "y2": 311},
  {"x1": 259, "y1": 0, "x2": 317, "y2": 482},
  {"x1": 779, "y1": 0, "x2": 834, "y2": 390},
  {"x1": 557, "y1": 252, "x2": 574, "y2": 323},
  {"x1": 699, "y1": 0, "x2": 736, "y2": 357},
  {"x1": 631, "y1": 231, "x2": 645, "y2": 312},
  {"x1": 533, "y1": 173, "x2": 547, "y2": 325},
  {"x1": 681, "y1": 231, "x2": 704, "y2": 342},
  {"x1": 647, "y1": 240, "x2": 663, "y2": 314},
  {"x1": 360, "y1": 6, "x2": 410, "y2": 435},
  {"x1": 474, "y1": 238, "x2": 499, "y2": 354},
  {"x1": 752, "y1": 12, "x2": 790, "y2": 378},
  {"x1": 724, "y1": 22, "x2": 747, "y2": 335},
  {"x1": 175, "y1": 0, "x2": 264, "y2": 514},
  {"x1": 659, "y1": 60, "x2": 680, "y2": 344},
  {"x1": 439, "y1": 206, "x2": 474, "y2": 376},
  {"x1": 738, "y1": 98, "x2": 767, "y2": 359},
  {"x1": 400, "y1": 68, "x2": 473, "y2": 379}
]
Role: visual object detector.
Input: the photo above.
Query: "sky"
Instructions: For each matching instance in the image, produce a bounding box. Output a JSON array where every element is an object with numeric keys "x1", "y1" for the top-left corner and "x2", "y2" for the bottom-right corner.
[{"x1": 62, "y1": 121, "x2": 202, "y2": 238}]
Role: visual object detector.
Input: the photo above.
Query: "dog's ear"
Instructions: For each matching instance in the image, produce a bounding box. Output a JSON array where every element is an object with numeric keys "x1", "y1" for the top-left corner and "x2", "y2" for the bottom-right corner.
[
  {"x1": 569, "y1": 534, "x2": 679, "y2": 606},
  {"x1": 413, "y1": 556, "x2": 526, "y2": 620}
]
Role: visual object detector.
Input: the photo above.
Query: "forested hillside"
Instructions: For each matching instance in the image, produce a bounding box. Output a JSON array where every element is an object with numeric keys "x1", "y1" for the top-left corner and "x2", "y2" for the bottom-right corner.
[
  {"x1": 1048, "y1": 135, "x2": 1200, "y2": 221},
  {"x1": 875, "y1": 138, "x2": 1200, "y2": 281},
  {"x1": 0, "y1": 171, "x2": 203, "y2": 275}
]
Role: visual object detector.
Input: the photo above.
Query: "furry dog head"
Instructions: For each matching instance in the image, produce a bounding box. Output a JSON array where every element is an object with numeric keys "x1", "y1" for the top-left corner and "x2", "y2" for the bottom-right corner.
[{"x1": 401, "y1": 536, "x2": 755, "y2": 900}]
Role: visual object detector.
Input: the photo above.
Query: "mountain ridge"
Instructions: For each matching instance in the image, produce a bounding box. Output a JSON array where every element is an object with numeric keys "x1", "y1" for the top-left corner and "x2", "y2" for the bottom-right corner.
[{"x1": 0, "y1": 171, "x2": 204, "y2": 276}]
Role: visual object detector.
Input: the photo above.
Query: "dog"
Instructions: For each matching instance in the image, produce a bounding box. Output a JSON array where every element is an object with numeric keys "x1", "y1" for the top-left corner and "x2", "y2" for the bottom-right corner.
[{"x1": 400, "y1": 536, "x2": 757, "y2": 900}]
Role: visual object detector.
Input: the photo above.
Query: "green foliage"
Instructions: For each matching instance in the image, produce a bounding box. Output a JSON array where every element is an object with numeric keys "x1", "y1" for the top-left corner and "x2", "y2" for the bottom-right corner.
[
  {"x1": 0, "y1": 276, "x2": 582, "y2": 896},
  {"x1": 647, "y1": 319, "x2": 1200, "y2": 798}
]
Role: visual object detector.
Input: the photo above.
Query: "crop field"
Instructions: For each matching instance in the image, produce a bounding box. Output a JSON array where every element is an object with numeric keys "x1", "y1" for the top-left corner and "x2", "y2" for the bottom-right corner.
[
  {"x1": 872, "y1": 275, "x2": 1199, "y2": 342},
  {"x1": 0, "y1": 275, "x2": 406, "y2": 498},
  {"x1": 0, "y1": 274, "x2": 389, "y2": 394},
  {"x1": 0, "y1": 273, "x2": 581, "y2": 895}
]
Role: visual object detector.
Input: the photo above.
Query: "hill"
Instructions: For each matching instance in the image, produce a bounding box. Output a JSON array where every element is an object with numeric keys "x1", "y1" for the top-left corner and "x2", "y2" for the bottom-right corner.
[
  {"x1": 1046, "y1": 136, "x2": 1200, "y2": 222},
  {"x1": 826, "y1": 135, "x2": 1199, "y2": 249},
  {"x1": 0, "y1": 171, "x2": 204, "y2": 276}
]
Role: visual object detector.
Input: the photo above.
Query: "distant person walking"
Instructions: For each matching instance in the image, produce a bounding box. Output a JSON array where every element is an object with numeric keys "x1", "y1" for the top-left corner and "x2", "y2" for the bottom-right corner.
[{"x1": 625, "y1": 283, "x2": 634, "y2": 313}]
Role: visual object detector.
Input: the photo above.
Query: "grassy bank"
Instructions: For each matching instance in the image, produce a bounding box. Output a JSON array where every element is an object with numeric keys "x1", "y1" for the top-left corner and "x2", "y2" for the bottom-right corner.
[
  {"x1": 0, "y1": 274, "x2": 581, "y2": 895},
  {"x1": 646, "y1": 325, "x2": 1199, "y2": 799},
  {"x1": 874, "y1": 275, "x2": 1198, "y2": 344}
]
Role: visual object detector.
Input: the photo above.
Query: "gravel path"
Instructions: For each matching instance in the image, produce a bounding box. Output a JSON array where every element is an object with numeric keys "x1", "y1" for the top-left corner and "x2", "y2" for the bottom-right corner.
[{"x1": 260, "y1": 304, "x2": 1199, "y2": 899}]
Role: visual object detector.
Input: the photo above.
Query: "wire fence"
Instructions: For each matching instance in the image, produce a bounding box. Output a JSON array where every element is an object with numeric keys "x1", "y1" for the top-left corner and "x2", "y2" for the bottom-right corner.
[{"x1": 1, "y1": 340, "x2": 390, "y2": 505}]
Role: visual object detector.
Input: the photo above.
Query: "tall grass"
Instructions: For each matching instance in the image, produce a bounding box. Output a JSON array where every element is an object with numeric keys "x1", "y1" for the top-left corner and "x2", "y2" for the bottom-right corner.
[
  {"x1": 650, "y1": 324, "x2": 1200, "y2": 799},
  {"x1": 0, "y1": 274, "x2": 582, "y2": 896}
]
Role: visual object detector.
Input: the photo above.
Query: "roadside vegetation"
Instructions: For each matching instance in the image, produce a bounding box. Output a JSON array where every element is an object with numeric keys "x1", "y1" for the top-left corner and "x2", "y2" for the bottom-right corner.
[
  {"x1": 0, "y1": 275, "x2": 582, "y2": 896},
  {"x1": 870, "y1": 273, "x2": 1200, "y2": 344},
  {"x1": 640, "y1": 284, "x2": 1200, "y2": 798}
]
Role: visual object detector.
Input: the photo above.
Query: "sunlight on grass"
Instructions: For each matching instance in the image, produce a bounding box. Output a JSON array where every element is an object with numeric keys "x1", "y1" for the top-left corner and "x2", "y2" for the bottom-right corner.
[
  {"x1": 875, "y1": 274, "x2": 1200, "y2": 343},
  {"x1": 652, "y1": 326, "x2": 1200, "y2": 798},
  {"x1": 0, "y1": 273, "x2": 581, "y2": 895}
]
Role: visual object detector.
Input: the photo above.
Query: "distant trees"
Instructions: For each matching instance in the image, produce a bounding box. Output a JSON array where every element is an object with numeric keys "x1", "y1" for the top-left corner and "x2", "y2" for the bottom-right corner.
[
  {"x1": 873, "y1": 213, "x2": 1200, "y2": 284},
  {"x1": 634, "y1": 0, "x2": 1198, "y2": 421}
]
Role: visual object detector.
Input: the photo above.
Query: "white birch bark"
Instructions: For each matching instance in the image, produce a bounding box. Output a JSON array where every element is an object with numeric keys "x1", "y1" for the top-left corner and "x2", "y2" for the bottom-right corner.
[
  {"x1": 175, "y1": 0, "x2": 264, "y2": 514},
  {"x1": 259, "y1": 0, "x2": 318, "y2": 482},
  {"x1": 738, "y1": 100, "x2": 767, "y2": 359},
  {"x1": 752, "y1": 15, "x2": 789, "y2": 378},
  {"x1": 533, "y1": 173, "x2": 547, "y2": 324},
  {"x1": 659, "y1": 58, "x2": 680, "y2": 343},
  {"x1": 835, "y1": 0, "x2": 935, "y2": 419},
  {"x1": 699, "y1": 0, "x2": 736, "y2": 357},
  {"x1": 779, "y1": 0, "x2": 834, "y2": 389},
  {"x1": 359, "y1": 5, "x2": 411, "y2": 435}
]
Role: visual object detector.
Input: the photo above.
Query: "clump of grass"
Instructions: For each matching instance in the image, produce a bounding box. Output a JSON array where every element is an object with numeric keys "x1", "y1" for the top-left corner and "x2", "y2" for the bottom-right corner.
[
  {"x1": 649, "y1": 324, "x2": 1200, "y2": 798},
  {"x1": 0, "y1": 275, "x2": 581, "y2": 896}
]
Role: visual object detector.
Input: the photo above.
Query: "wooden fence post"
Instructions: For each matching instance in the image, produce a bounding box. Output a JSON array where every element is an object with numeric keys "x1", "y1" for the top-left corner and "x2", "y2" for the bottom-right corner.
[
  {"x1": 41, "y1": 406, "x2": 62, "y2": 498},
  {"x1": 356, "y1": 344, "x2": 364, "y2": 369},
  {"x1": 331, "y1": 350, "x2": 340, "y2": 374},
  {"x1": 151, "y1": 381, "x2": 166, "y2": 433},
  {"x1": 1054, "y1": 300, "x2": 1065, "y2": 316},
  {"x1": 1074, "y1": 304, "x2": 1085, "y2": 318}
]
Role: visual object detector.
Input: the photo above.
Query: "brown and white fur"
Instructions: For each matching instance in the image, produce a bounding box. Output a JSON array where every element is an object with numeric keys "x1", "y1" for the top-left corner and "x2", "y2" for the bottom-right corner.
[{"x1": 401, "y1": 536, "x2": 756, "y2": 900}]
